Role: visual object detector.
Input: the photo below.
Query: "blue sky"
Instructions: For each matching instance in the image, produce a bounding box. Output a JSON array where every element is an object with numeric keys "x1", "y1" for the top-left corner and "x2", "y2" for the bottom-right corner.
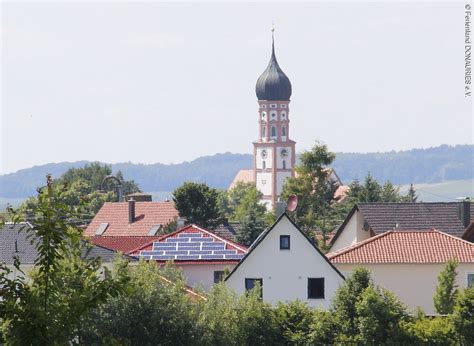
[{"x1": 1, "y1": 2, "x2": 471, "y2": 174}]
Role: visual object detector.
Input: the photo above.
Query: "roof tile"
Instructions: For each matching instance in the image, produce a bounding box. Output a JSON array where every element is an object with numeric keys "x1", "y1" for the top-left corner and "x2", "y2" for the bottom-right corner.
[{"x1": 328, "y1": 230, "x2": 474, "y2": 264}]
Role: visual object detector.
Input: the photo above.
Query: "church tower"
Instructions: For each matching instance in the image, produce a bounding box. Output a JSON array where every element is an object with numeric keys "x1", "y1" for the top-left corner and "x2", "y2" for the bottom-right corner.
[{"x1": 254, "y1": 31, "x2": 295, "y2": 210}]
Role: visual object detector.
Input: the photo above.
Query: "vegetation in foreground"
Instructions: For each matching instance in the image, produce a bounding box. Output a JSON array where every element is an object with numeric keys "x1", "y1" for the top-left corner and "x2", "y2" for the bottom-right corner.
[{"x1": 0, "y1": 178, "x2": 473, "y2": 345}]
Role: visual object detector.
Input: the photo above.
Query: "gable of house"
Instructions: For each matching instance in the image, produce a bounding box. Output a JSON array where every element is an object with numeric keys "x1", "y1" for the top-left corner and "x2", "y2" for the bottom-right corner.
[
  {"x1": 328, "y1": 230, "x2": 474, "y2": 315},
  {"x1": 330, "y1": 202, "x2": 473, "y2": 251},
  {"x1": 225, "y1": 213, "x2": 344, "y2": 309}
]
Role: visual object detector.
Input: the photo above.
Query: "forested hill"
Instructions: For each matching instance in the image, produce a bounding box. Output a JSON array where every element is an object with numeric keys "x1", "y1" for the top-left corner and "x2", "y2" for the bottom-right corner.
[{"x1": 0, "y1": 145, "x2": 472, "y2": 199}]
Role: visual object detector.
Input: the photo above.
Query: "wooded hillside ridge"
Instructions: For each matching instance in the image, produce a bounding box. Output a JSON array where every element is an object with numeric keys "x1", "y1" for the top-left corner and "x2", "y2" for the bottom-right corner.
[{"x1": 0, "y1": 144, "x2": 472, "y2": 199}]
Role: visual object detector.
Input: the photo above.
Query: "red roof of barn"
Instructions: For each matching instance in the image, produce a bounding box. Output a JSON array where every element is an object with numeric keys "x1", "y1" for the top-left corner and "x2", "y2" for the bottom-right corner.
[
  {"x1": 327, "y1": 229, "x2": 474, "y2": 264},
  {"x1": 88, "y1": 236, "x2": 163, "y2": 254},
  {"x1": 84, "y1": 201, "x2": 179, "y2": 237}
]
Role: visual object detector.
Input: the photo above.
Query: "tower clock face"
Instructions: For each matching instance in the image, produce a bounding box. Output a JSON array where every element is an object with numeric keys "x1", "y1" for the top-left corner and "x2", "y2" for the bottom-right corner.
[
  {"x1": 261, "y1": 149, "x2": 268, "y2": 159},
  {"x1": 280, "y1": 149, "x2": 288, "y2": 158}
]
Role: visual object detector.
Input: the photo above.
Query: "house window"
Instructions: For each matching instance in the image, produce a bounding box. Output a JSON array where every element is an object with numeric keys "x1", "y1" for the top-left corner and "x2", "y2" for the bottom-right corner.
[
  {"x1": 271, "y1": 126, "x2": 276, "y2": 137},
  {"x1": 467, "y1": 273, "x2": 474, "y2": 288},
  {"x1": 214, "y1": 271, "x2": 225, "y2": 283},
  {"x1": 245, "y1": 278, "x2": 263, "y2": 298},
  {"x1": 308, "y1": 278, "x2": 325, "y2": 299},
  {"x1": 280, "y1": 235, "x2": 290, "y2": 250}
]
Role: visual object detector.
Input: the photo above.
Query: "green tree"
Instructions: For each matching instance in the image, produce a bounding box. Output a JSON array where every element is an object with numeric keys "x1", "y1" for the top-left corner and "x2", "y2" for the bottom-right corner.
[
  {"x1": 402, "y1": 316, "x2": 456, "y2": 345},
  {"x1": 198, "y1": 282, "x2": 278, "y2": 346},
  {"x1": 274, "y1": 300, "x2": 315, "y2": 345},
  {"x1": 236, "y1": 209, "x2": 267, "y2": 247},
  {"x1": 172, "y1": 182, "x2": 221, "y2": 229},
  {"x1": 0, "y1": 176, "x2": 128, "y2": 344},
  {"x1": 434, "y1": 260, "x2": 458, "y2": 314},
  {"x1": 18, "y1": 163, "x2": 140, "y2": 224},
  {"x1": 403, "y1": 183, "x2": 418, "y2": 202},
  {"x1": 79, "y1": 261, "x2": 200, "y2": 345},
  {"x1": 451, "y1": 286, "x2": 474, "y2": 344},
  {"x1": 380, "y1": 181, "x2": 403, "y2": 202},
  {"x1": 331, "y1": 267, "x2": 372, "y2": 340},
  {"x1": 355, "y1": 286, "x2": 408, "y2": 344},
  {"x1": 281, "y1": 141, "x2": 336, "y2": 236}
]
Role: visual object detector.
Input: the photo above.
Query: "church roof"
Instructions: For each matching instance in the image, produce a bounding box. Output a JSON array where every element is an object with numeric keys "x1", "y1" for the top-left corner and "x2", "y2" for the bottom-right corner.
[{"x1": 255, "y1": 34, "x2": 292, "y2": 101}]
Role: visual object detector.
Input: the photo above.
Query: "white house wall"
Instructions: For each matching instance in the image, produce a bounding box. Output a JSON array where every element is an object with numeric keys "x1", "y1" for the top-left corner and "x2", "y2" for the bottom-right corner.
[
  {"x1": 331, "y1": 210, "x2": 370, "y2": 252},
  {"x1": 276, "y1": 172, "x2": 292, "y2": 195},
  {"x1": 256, "y1": 172, "x2": 272, "y2": 196},
  {"x1": 178, "y1": 263, "x2": 237, "y2": 291},
  {"x1": 334, "y1": 263, "x2": 474, "y2": 315},
  {"x1": 226, "y1": 216, "x2": 344, "y2": 309}
]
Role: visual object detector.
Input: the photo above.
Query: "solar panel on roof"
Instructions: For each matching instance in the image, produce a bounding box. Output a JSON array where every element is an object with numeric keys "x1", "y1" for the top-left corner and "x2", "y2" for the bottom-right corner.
[
  {"x1": 200, "y1": 254, "x2": 225, "y2": 259},
  {"x1": 224, "y1": 254, "x2": 245, "y2": 260},
  {"x1": 95, "y1": 223, "x2": 109, "y2": 236},
  {"x1": 178, "y1": 233, "x2": 203, "y2": 238},
  {"x1": 175, "y1": 255, "x2": 200, "y2": 260}
]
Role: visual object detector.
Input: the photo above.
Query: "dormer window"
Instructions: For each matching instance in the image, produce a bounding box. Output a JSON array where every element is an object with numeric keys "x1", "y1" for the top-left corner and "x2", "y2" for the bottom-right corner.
[{"x1": 280, "y1": 235, "x2": 290, "y2": 249}]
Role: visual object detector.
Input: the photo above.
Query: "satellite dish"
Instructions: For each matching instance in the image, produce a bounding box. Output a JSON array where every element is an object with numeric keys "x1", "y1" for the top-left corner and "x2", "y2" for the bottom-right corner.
[{"x1": 287, "y1": 195, "x2": 298, "y2": 212}]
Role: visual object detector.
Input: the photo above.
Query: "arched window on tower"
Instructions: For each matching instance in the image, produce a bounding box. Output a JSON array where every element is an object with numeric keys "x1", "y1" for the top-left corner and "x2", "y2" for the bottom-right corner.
[
  {"x1": 282, "y1": 126, "x2": 287, "y2": 137},
  {"x1": 262, "y1": 126, "x2": 266, "y2": 138},
  {"x1": 262, "y1": 161, "x2": 266, "y2": 170},
  {"x1": 282, "y1": 160, "x2": 286, "y2": 169},
  {"x1": 271, "y1": 126, "x2": 276, "y2": 138}
]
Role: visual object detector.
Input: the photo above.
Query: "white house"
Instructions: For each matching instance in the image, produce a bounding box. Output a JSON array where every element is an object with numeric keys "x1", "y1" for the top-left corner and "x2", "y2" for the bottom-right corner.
[
  {"x1": 328, "y1": 229, "x2": 474, "y2": 315},
  {"x1": 225, "y1": 213, "x2": 345, "y2": 309},
  {"x1": 131, "y1": 224, "x2": 248, "y2": 291}
]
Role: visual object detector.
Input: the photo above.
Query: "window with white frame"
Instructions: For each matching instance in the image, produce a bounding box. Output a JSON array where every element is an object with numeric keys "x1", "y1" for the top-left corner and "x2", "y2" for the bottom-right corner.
[{"x1": 467, "y1": 273, "x2": 474, "y2": 288}]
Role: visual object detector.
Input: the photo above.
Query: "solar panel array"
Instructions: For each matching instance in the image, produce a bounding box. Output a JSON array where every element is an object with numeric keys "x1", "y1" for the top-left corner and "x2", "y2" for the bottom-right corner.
[{"x1": 139, "y1": 232, "x2": 245, "y2": 261}]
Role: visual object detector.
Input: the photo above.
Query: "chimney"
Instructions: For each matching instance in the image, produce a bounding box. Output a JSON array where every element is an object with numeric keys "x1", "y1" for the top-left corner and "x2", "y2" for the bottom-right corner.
[
  {"x1": 128, "y1": 198, "x2": 135, "y2": 224},
  {"x1": 223, "y1": 217, "x2": 229, "y2": 227},
  {"x1": 177, "y1": 217, "x2": 186, "y2": 229},
  {"x1": 275, "y1": 199, "x2": 287, "y2": 218},
  {"x1": 459, "y1": 198, "x2": 471, "y2": 228}
]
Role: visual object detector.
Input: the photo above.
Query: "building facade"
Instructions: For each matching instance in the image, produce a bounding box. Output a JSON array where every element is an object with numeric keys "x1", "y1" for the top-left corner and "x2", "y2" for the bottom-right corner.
[{"x1": 253, "y1": 33, "x2": 296, "y2": 209}]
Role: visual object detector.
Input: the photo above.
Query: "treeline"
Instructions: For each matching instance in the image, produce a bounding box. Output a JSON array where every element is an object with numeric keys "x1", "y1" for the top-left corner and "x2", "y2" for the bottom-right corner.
[{"x1": 1, "y1": 145, "x2": 472, "y2": 199}]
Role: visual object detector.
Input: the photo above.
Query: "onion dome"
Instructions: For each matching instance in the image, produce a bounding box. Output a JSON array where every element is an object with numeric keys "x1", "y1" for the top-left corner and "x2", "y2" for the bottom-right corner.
[{"x1": 255, "y1": 34, "x2": 292, "y2": 101}]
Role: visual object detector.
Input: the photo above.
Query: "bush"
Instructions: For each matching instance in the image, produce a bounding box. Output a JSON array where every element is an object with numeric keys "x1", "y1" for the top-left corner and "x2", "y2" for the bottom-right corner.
[
  {"x1": 402, "y1": 317, "x2": 457, "y2": 345},
  {"x1": 273, "y1": 300, "x2": 315, "y2": 345},
  {"x1": 451, "y1": 286, "x2": 474, "y2": 344},
  {"x1": 79, "y1": 261, "x2": 199, "y2": 345}
]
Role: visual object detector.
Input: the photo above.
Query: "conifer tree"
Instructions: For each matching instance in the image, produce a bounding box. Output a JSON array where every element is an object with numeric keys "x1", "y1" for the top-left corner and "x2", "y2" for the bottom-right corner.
[{"x1": 434, "y1": 260, "x2": 458, "y2": 314}]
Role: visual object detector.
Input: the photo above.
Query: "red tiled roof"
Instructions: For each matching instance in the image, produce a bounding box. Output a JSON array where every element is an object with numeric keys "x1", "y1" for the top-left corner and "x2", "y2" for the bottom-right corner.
[
  {"x1": 327, "y1": 230, "x2": 474, "y2": 264},
  {"x1": 228, "y1": 169, "x2": 255, "y2": 190},
  {"x1": 131, "y1": 224, "x2": 248, "y2": 264},
  {"x1": 84, "y1": 202, "x2": 179, "y2": 237},
  {"x1": 88, "y1": 236, "x2": 163, "y2": 254}
]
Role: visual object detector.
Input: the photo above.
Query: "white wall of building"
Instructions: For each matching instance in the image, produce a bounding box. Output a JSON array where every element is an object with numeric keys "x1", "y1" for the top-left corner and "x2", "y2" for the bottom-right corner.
[
  {"x1": 276, "y1": 172, "x2": 292, "y2": 196},
  {"x1": 178, "y1": 263, "x2": 237, "y2": 291},
  {"x1": 334, "y1": 262, "x2": 474, "y2": 315},
  {"x1": 256, "y1": 147, "x2": 273, "y2": 169},
  {"x1": 256, "y1": 172, "x2": 272, "y2": 196},
  {"x1": 276, "y1": 146, "x2": 292, "y2": 169},
  {"x1": 331, "y1": 210, "x2": 370, "y2": 252},
  {"x1": 226, "y1": 215, "x2": 344, "y2": 309}
]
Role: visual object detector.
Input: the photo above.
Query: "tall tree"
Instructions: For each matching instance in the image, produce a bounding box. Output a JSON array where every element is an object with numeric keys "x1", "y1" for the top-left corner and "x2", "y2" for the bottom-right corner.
[
  {"x1": 434, "y1": 260, "x2": 458, "y2": 314},
  {"x1": 172, "y1": 182, "x2": 221, "y2": 229},
  {"x1": 0, "y1": 176, "x2": 128, "y2": 344},
  {"x1": 451, "y1": 287, "x2": 474, "y2": 344},
  {"x1": 18, "y1": 163, "x2": 140, "y2": 224},
  {"x1": 281, "y1": 141, "x2": 336, "y2": 236}
]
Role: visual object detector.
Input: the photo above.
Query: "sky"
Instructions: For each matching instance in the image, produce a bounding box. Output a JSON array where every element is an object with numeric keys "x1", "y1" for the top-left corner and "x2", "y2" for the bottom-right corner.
[{"x1": 1, "y1": 1, "x2": 472, "y2": 174}]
